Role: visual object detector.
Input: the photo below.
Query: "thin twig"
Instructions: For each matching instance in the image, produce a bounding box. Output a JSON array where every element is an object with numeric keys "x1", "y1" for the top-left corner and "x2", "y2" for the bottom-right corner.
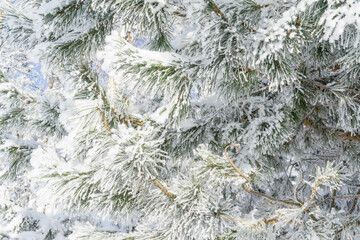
[
  {"x1": 49, "y1": 75, "x2": 55, "y2": 89},
  {"x1": 262, "y1": 201, "x2": 279, "y2": 210},
  {"x1": 305, "y1": 195, "x2": 360, "y2": 211},
  {"x1": 280, "y1": 160, "x2": 293, "y2": 194},
  {"x1": 335, "y1": 216, "x2": 360, "y2": 235},
  {"x1": 250, "y1": 86, "x2": 269, "y2": 96},
  {"x1": 225, "y1": 144, "x2": 300, "y2": 208},
  {"x1": 81, "y1": 62, "x2": 143, "y2": 127},
  {"x1": 98, "y1": 107, "x2": 111, "y2": 133},
  {"x1": 298, "y1": 59, "x2": 303, "y2": 72},
  {"x1": 125, "y1": 118, "x2": 144, "y2": 126},
  {"x1": 224, "y1": 144, "x2": 249, "y2": 181},
  {"x1": 330, "y1": 189, "x2": 337, "y2": 211},
  {"x1": 347, "y1": 189, "x2": 360, "y2": 215},
  {"x1": 294, "y1": 164, "x2": 319, "y2": 222},
  {"x1": 12, "y1": 108, "x2": 25, "y2": 118},
  {"x1": 251, "y1": 4, "x2": 270, "y2": 9},
  {"x1": 338, "y1": 133, "x2": 360, "y2": 142},
  {"x1": 173, "y1": 10, "x2": 186, "y2": 17},
  {"x1": 241, "y1": 182, "x2": 298, "y2": 208},
  {"x1": 151, "y1": 179, "x2": 176, "y2": 199},
  {"x1": 138, "y1": 174, "x2": 144, "y2": 193},
  {"x1": 295, "y1": 161, "x2": 305, "y2": 204},
  {"x1": 304, "y1": 177, "x2": 328, "y2": 207},
  {"x1": 208, "y1": 0, "x2": 228, "y2": 22},
  {"x1": 299, "y1": 79, "x2": 333, "y2": 93}
]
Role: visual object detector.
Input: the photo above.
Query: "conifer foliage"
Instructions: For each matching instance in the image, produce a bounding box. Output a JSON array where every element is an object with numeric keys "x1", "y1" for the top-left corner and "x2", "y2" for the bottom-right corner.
[{"x1": 1, "y1": 0, "x2": 360, "y2": 239}]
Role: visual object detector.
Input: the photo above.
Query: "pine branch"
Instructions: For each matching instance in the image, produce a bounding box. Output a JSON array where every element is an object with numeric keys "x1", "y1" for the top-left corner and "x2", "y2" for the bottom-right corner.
[
  {"x1": 224, "y1": 144, "x2": 249, "y2": 182},
  {"x1": 241, "y1": 183, "x2": 299, "y2": 208},
  {"x1": 303, "y1": 177, "x2": 329, "y2": 207},
  {"x1": 295, "y1": 161, "x2": 305, "y2": 204},
  {"x1": 299, "y1": 79, "x2": 337, "y2": 95},
  {"x1": 55, "y1": 1, "x2": 81, "y2": 17},
  {"x1": 125, "y1": 118, "x2": 144, "y2": 126},
  {"x1": 249, "y1": 86, "x2": 269, "y2": 96},
  {"x1": 335, "y1": 216, "x2": 360, "y2": 235},
  {"x1": 305, "y1": 195, "x2": 360, "y2": 211},
  {"x1": 250, "y1": 4, "x2": 270, "y2": 9},
  {"x1": 225, "y1": 144, "x2": 300, "y2": 208},
  {"x1": 81, "y1": 62, "x2": 143, "y2": 127},
  {"x1": 151, "y1": 179, "x2": 176, "y2": 199},
  {"x1": 338, "y1": 132, "x2": 360, "y2": 142},
  {"x1": 98, "y1": 107, "x2": 111, "y2": 132},
  {"x1": 11, "y1": 107, "x2": 25, "y2": 118},
  {"x1": 173, "y1": 10, "x2": 186, "y2": 18},
  {"x1": 347, "y1": 189, "x2": 360, "y2": 215},
  {"x1": 208, "y1": 0, "x2": 228, "y2": 23},
  {"x1": 49, "y1": 75, "x2": 55, "y2": 89},
  {"x1": 225, "y1": 145, "x2": 325, "y2": 223},
  {"x1": 330, "y1": 189, "x2": 337, "y2": 210},
  {"x1": 98, "y1": 107, "x2": 174, "y2": 200}
]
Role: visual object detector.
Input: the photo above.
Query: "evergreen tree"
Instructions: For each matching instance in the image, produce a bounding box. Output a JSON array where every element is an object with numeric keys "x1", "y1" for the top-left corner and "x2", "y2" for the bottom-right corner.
[{"x1": 1, "y1": 0, "x2": 360, "y2": 239}]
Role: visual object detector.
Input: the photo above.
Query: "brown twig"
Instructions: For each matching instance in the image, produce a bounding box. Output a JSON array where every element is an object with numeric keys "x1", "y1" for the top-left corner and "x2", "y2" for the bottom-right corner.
[
  {"x1": 298, "y1": 59, "x2": 302, "y2": 72},
  {"x1": 295, "y1": 161, "x2": 305, "y2": 204},
  {"x1": 335, "y1": 217, "x2": 360, "y2": 235},
  {"x1": 251, "y1": 4, "x2": 270, "y2": 9},
  {"x1": 56, "y1": 3, "x2": 78, "y2": 16},
  {"x1": 49, "y1": 75, "x2": 55, "y2": 89},
  {"x1": 173, "y1": 10, "x2": 186, "y2": 18},
  {"x1": 250, "y1": 86, "x2": 269, "y2": 96},
  {"x1": 208, "y1": 0, "x2": 228, "y2": 22},
  {"x1": 347, "y1": 189, "x2": 360, "y2": 215},
  {"x1": 82, "y1": 65, "x2": 174, "y2": 200},
  {"x1": 138, "y1": 174, "x2": 144, "y2": 193},
  {"x1": 297, "y1": 167, "x2": 334, "y2": 221},
  {"x1": 299, "y1": 78, "x2": 333, "y2": 93},
  {"x1": 250, "y1": 76, "x2": 360, "y2": 144},
  {"x1": 330, "y1": 189, "x2": 337, "y2": 211},
  {"x1": 224, "y1": 144, "x2": 300, "y2": 208},
  {"x1": 224, "y1": 144, "x2": 249, "y2": 181},
  {"x1": 98, "y1": 107, "x2": 111, "y2": 133},
  {"x1": 286, "y1": 17, "x2": 301, "y2": 37},
  {"x1": 304, "y1": 177, "x2": 328, "y2": 207},
  {"x1": 241, "y1": 182, "x2": 298, "y2": 208},
  {"x1": 12, "y1": 108, "x2": 25, "y2": 118},
  {"x1": 262, "y1": 201, "x2": 279, "y2": 210},
  {"x1": 294, "y1": 165, "x2": 319, "y2": 222},
  {"x1": 305, "y1": 195, "x2": 360, "y2": 211},
  {"x1": 82, "y1": 62, "x2": 143, "y2": 127},
  {"x1": 125, "y1": 118, "x2": 144, "y2": 126},
  {"x1": 338, "y1": 133, "x2": 360, "y2": 142},
  {"x1": 151, "y1": 179, "x2": 176, "y2": 199}
]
